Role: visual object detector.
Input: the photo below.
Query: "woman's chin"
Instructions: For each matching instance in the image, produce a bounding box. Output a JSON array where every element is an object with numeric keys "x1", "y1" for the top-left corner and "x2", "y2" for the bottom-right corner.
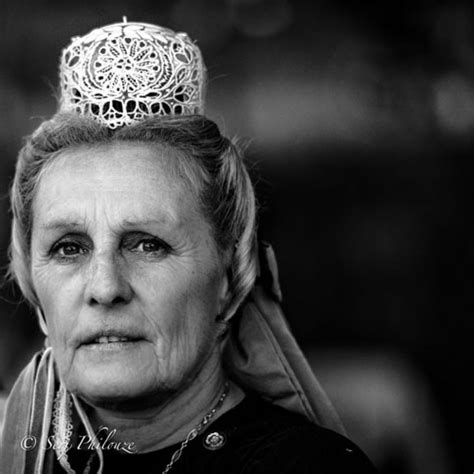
[
  {"x1": 65, "y1": 363, "x2": 170, "y2": 410},
  {"x1": 72, "y1": 376, "x2": 169, "y2": 410}
]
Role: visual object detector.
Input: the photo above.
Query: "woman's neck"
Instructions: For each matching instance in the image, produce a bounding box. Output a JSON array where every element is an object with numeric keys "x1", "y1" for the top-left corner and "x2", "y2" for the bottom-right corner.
[{"x1": 86, "y1": 359, "x2": 244, "y2": 453}]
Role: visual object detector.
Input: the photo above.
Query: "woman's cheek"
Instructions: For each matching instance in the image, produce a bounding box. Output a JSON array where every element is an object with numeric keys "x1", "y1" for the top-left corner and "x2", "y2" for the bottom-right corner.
[
  {"x1": 34, "y1": 273, "x2": 81, "y2": 380},
  {"x1": 151, "y1": 300, "x2": 209, "y2": 377}
]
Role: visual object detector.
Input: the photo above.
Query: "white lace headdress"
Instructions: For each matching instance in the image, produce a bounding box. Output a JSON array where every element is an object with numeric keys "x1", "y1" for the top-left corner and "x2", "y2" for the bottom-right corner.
[{"x1": 59, "y1": 18, "x2": 206, "y2": 128}]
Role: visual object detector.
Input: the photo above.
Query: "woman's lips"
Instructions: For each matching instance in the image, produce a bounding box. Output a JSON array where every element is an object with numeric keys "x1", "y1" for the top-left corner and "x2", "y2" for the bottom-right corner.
[
  {"x1": 78, "y1": 332, "x2": 146, "y2": 352},
  {"x1": 81, "y1": 336, "x2": 144, "y2": 352},
  {"x1": 78, "y1": 330, "x2": 144, "y2": 346},
  {"x1": 90, "y1": 336, "x2": 136, "y2": 344}
]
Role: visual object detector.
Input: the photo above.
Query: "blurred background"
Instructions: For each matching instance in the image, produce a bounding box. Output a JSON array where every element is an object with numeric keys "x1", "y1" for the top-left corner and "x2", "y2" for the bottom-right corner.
[{"x1": 1, "y1": 0, "x2": 474, "y2": 472}]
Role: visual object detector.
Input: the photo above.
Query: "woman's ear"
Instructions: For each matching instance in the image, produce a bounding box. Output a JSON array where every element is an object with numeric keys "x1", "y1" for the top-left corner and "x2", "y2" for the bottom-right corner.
[
  {"x1": 216, "y1": 268, "x2": 232, "y2": 319},
  {"x1": 36, "y1": 306, "x2": 48, "y2": 336},
  {"x1": 216, "y1": 250, "x2": 236, "y2": 322}
]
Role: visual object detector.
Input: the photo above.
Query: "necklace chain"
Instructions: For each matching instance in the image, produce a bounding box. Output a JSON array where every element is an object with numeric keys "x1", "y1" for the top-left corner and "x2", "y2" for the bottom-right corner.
[{"x1": 161, "y1": 382, "x2": 230, "y2": 474}]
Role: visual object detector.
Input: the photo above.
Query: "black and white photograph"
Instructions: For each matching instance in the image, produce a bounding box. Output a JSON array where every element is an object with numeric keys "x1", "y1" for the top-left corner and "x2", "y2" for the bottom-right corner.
[{"x1": 0, "y1": 1, "x2": 472, "y2": 473}]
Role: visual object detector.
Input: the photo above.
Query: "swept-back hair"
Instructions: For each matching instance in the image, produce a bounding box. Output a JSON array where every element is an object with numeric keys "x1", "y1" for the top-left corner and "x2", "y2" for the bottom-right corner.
[{"x1": 9, "y1": 112, "x2": 258, "y2": 318}]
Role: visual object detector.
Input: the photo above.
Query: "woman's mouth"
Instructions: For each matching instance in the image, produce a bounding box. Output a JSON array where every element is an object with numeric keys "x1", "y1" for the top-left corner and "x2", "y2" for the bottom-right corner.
[
  {"x1": 80, "y1": 333, "x2": 144, "y2": 351},
  {"x1": 92, "y1": 336, "x2": 135, "y2": 344}
]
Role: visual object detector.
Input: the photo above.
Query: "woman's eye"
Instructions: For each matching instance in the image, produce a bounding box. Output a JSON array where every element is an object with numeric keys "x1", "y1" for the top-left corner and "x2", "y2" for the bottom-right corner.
[
  {"x1": 124, "y1": 234, "x2": 171, "y2": 256},
  {"x1": 51, "y1": 241, "x2": 87, "y2": 259},
  {"x1": 133, "y1": 239, "x2": 166, "y2": 253}
]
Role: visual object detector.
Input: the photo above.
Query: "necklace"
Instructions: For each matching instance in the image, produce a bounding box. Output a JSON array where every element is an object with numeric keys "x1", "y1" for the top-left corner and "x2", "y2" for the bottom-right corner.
[
  {"x1": 53, "y1": 383, "x2": 230, "y2": 474},
  {"x1": 161, "y1": 381, "x2": 230, "y2": 474}
]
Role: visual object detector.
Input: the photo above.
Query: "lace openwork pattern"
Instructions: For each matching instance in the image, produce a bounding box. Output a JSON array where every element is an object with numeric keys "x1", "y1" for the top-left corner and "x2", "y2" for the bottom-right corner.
[
  {"x1": 60, "y1": 22, "x2": 206, "y2": 128},
  {"x1": 52, "y1": 386, "x2": 75, "y2": 473}
]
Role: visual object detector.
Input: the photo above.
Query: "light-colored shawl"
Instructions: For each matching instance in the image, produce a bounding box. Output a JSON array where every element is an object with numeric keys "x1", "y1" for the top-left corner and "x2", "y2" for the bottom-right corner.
[{"x1": 0, "y1": 243, "x2": 343, "y2": 473}]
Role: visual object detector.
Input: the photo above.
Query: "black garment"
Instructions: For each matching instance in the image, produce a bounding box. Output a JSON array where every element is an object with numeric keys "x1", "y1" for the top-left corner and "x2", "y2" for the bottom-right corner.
[
  {"x1": 72, "y1": 394, "x2": 377, "y2": 474},
  {"x1": 55, "y1": 395, "x2": 376, "y2": 474}
]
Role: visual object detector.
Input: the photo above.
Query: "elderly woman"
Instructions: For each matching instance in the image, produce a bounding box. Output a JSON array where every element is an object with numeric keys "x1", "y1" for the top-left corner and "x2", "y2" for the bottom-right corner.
[{"x1": 0, "y1": 21, "x2": 377, "y2": 473}]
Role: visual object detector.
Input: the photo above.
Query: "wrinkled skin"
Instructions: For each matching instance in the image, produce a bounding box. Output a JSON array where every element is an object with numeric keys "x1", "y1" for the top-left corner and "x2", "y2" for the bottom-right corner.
[{"x1": 30, "y1": 142, "x2": 230, "y2": 411}]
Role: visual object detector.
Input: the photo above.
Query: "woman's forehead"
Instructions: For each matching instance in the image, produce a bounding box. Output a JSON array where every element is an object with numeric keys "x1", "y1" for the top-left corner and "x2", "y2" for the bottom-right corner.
[
  {"x1": 49, "y1": 142, "x2": 183, "y2": 180},
  {"x1": 32, "y1": 142, "x2": 201, "y2": 231}
]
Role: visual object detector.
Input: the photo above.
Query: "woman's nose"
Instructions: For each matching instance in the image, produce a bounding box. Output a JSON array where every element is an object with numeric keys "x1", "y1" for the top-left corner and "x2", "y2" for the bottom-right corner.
[{"x1": 85, "y1": 253, "x2": 133, "y2": 307}]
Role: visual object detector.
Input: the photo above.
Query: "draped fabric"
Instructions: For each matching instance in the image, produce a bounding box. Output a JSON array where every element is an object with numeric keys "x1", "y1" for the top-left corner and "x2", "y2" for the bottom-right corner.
[
  {"x1": 0, "y1": 243, "x2": 343, "y2": 473},
  {"x1": 0, "y1": 349, "x2": 57, "y2": 473},
  {"x1": 225, "y1": 242, "x2": 344, "y2": 432}
]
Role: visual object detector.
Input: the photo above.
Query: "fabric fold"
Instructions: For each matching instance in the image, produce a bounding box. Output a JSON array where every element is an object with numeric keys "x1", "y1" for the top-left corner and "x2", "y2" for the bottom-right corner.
[{"x1": 225, "y1": 242, "x2": 345, "y2": 434}]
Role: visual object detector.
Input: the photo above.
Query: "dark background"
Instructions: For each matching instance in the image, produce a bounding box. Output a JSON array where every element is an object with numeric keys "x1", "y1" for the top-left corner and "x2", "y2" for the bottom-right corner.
[{"x1": 1, "y1": 1, "x2": 473, "y2": 473}]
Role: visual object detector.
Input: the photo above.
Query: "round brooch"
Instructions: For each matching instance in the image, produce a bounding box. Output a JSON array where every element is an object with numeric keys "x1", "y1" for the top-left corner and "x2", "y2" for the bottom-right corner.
[{"x1": 203, "y1": 431, "x2": 226, "y2": 450}]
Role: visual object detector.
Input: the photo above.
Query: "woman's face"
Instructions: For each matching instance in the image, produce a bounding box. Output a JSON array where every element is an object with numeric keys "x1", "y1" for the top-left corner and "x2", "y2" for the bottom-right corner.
[{"x1": 30, "y1": 142, "x2": 229, "y2": 408}]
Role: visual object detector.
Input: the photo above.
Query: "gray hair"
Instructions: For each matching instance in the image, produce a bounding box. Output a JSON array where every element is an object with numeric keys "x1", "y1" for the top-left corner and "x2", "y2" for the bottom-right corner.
[{"x1": 9, "y1": 112, "x2": 258, "y2": 319}]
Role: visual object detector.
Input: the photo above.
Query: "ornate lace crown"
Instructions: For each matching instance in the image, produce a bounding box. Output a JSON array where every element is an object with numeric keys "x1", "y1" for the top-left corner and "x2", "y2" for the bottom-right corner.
[{"x1": 59, "y1": 19, "x2": 206, "y2": 128}]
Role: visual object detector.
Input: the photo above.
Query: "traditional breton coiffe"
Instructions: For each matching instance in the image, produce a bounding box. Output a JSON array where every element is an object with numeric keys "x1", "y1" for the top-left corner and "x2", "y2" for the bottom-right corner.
[
  {"x1": 0, "y1": 19, "x2": 343, "y2": 474},
  {"x1": 60, "y1": 19, "x2": 206, "y2": 127}
]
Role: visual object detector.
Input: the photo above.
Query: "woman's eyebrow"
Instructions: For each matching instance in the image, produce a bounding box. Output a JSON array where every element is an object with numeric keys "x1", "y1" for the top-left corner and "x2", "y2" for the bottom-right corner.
[
  {"x1": 37, "y1": 220, "x2": 84, "y2": 232},
  {"x1": 120, "y1": 217, "x2": 179, "y2": 230},
  {"x1": 37, "y1": 216, "x2": 181, "y2": 233}
]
